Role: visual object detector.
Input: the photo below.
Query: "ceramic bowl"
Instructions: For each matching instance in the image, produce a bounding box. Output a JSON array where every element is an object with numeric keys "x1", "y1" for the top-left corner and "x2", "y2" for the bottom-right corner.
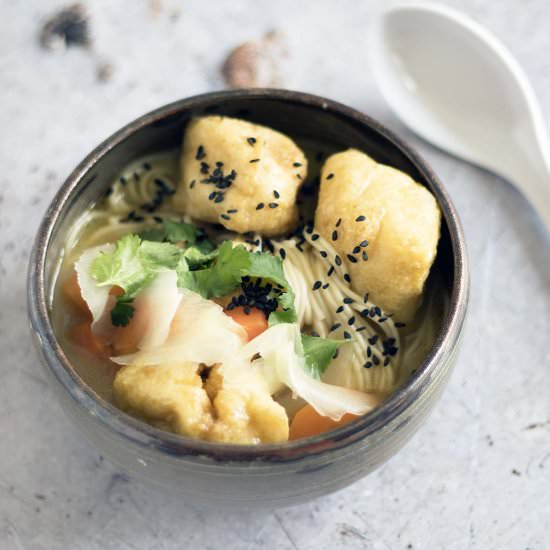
[{"x1": 27, "y1": 89, "x2": 469, "y2": 508}]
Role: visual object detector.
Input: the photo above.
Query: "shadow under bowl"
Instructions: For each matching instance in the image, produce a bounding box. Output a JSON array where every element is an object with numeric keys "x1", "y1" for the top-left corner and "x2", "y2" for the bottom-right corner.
[{"x1": 27, "y1": 89, "x2": 469, "y2": 508}]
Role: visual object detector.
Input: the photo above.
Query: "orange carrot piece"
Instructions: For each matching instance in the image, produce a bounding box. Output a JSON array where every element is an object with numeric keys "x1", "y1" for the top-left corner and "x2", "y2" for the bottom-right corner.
[
  {"x1": 224, "y1": 306, "x2": 268, "y2": 342},
  {"x1": 289, "y1": 404, "x2": 360, "y2": 440},
  {"x1": 62, "y1": 270, "x2": 90, "y2": 317},
  {"x1": 69, "y1": 322, "x2": 110, "y2": 357}
]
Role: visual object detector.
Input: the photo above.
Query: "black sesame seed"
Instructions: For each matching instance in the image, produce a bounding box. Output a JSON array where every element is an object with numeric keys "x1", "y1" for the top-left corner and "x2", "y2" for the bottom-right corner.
[
  {"x1": 227, "y1": 208, "x2": 238, "y2": 214},
  {"x1": 293, "y1": 162, "x2": 302, "y2": 167},
  {"x1": 330, "y1": 323, "x2": 341, "y2": 332},
  {"x1": 355, "y1": 215, "x2": 366, "y2": 222},
  {"x1": 347, "y1": 254, "x2": 358, "y2": 263},
  {"x1": 322, "y1": 283, "x2": 330, "y2": 289},
  {"x1": 353, "y1": 246, "x2": 361, "y2": 254},
  {"x1": 320, "y1": 251, "x2": 328, "y2": 258},
  {"x1": 379, "y1": 317, "x2": 387, "y2": 323},
  {"x1": 360, "y1": 240, "x2": 369, "y2": 247},
  {"x1": 367, "y1": 347, "x2": 372, "y2": 357},
  {"x1": 243, "y1": 306, "x2": 251, "y2": 315},
  {"x1": 343, "y1": 297, "x2": 353, "y2": 304},
  {"x1": 362, "y1": 251, "x2": 369, "y2": 261},
  {"x1": 368, "y1": 335, "x2": 379, "y2": 345},
  {"x1": 279, "y1": 248, "x2": 286, "y2": 260},
  {"x1": 344, "y1": 274, "x2": 351, "y2": 283},
  {"x1": 336, "y1": 306, "x2": 344, "y2": 314},
  {"x1": 312, "y1": 281, "x2": 322, "y2": 291},
  {"x1": 343, "y1": 331, "x2": 352, "y2": 340},
  {"x1": 359, "y1": 308, "x2": 369, "y2": 318},
  {"x1": 335, "y1": 218, "x2": 342, "y2": 228},
  {"x1": 221, "y1": 214, "x2": 230, "y2": 220},
  {"x1": 374, "y1": 306, "x2": 382, "y2": 316},
  {"x1": 335, "y1": 255, "x2": 342, "y2": 266},
  {"x1": 395, "y1": 322, "x2": 406, "y2": 328},
  {"x1": 189, "y1": 180, "x2": 196, "y2": 189},
  {"x1": 119, "y1": 176, "x2": 127, "y2": 185},
  {"x1": 249, "y1": 158, "x2": 260, "y2": 163},
  {"x1": 247, "y1": 137, "x2": 256, "y2": 146},
  {"x1": 363, "y1": 362, "x2": 373, "y2": 369},
  {"x1": 268, "y1": 202, "x2": 278, "y2": 209},
  {"x1": 373, "y1": 355, "x2": 380, "y2": 366},
  {"x1": 214, "y1": 193, "x2": 225, "y2": 203},
  {"x1": 256, "y1": 202, "x2": 265, "y2": 210},
  {"x1": 296, "y1": 174, "x2": 302, "y2": 180},
  {"x1": 311, "y1": 233, "x2": 320, "y2": 241},
  {"x1": 363, "y1": 293, "x2": 369, "y2": 303},
  {"x1": 216, "y1": 161, "x2": 224, "y2": 168},
  {"x1": 348, "y1": 316, "x2": 355, "y2": 326},
  {"x1": 195, "y1": 145, "x2": 205, "y2": 160},
  {"x1": 142, "y1": 162, "x2": 152, "y2": 171},
  {"x1": 273, "y1": 190, "x2": 280, "y2": 199},
  {"x1": 326, "y1": 173, "x2": 334, "y2": 180},
  {"x1": 356, "y1": 326, "x2": 367, "y2": 332},
  {"x1": 208, "y1": 191, "x2": 217, "y2": 200},
  {"x1": 327, "y1": 266, "x2": 334, "y2": 277},
  {"x1": 200, "y1": 162, "x2": 209, "y2": 174}
]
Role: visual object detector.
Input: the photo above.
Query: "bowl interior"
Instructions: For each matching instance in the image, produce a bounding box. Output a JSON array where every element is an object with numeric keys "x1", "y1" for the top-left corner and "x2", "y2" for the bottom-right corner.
[{"x1": 34, "y1": 90, "x2": 463, "y2": 459}]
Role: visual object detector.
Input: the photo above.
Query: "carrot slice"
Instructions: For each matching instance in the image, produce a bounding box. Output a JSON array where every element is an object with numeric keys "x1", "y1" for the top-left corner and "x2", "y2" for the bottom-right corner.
[
  {"x1": 224, "y1": 306, "x2": 268, "y2": 342},
  {"x1": 62, "y1": 270, "x2": 90, "y2": 317},
  {"x1": 69, "y1": 322, "x2": 110, "y2": 357},
  {"x1": 289, "y1": 404, "x2": 360, "y2": 440}
]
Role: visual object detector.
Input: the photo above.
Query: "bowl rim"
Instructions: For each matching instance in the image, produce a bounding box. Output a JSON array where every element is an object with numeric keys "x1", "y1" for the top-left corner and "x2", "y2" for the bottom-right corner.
[{"x1": 28, "y1": 88, "x2": 469, "y2": 462}]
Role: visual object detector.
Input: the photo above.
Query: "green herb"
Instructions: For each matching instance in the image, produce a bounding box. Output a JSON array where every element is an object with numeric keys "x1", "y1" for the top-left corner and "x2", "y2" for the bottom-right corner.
[
  {"x1": 300, "y1": 335, "x2": 345, "y2": 379},
  {"x1": 163, "y1": 219, "x2": 198, "y2": 244},
  {"x1": 178, "y1": 241, "x2": 250, "y2": 298},
  {"x1": 268, "y1": 309, "x2": 297, "y2": 325},
  {"x1": 110, "y1": 299, "x2": 135, "y2": 327},
  {"x1": 139, "y1": 219, "x2": 215, "y2": 253}
]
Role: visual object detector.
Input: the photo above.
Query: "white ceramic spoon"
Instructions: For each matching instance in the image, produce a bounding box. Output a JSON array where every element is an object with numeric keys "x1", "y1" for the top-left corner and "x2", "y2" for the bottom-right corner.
[{"x1": 369, "y1": 2, "x2": 550, "y2": 230}]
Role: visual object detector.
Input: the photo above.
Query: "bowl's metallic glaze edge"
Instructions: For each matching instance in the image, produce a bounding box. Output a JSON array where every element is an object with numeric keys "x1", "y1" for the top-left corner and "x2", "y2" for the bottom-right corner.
[{"x1": 27, "y1": 89, "x2": 469, "y2": 506}]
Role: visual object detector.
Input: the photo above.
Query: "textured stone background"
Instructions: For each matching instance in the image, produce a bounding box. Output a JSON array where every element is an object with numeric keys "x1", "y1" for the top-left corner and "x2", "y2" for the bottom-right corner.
[{"x1": 1, "y1": 1, "x2": 549, "y2": 548}]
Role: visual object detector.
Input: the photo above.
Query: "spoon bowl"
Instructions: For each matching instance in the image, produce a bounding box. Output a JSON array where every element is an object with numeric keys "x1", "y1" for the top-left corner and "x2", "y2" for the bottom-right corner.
[{"x1": 369, "y1": 2, "x2": 550, "y2": 229}]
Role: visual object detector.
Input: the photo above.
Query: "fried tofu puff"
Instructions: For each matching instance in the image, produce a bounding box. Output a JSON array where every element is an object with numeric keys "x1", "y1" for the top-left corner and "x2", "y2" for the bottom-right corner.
[
  {"x1": 315, "y1": 149, "x2": 441, "y2": 323},
  {"x1": 113, "y1": 361, "x2": 289, "y2": 444},
  {"x1": 175, "y1": 116, "x2": 307, "y2": 236}
]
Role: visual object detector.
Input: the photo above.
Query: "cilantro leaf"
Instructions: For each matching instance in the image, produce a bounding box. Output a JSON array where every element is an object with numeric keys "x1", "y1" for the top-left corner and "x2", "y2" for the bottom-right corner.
[
  {"x1": 90, "y1": 234, "x2": 148, "y2": 297},
  {"x1": 268, "y1": 309, "x2": 297, "y2": 325},
  {"x1": 90, "y1": 234, "x2": 181, "y2": 300},
  {"x1": 182, "y1": 246, "x2": 219, "y2": 269},
  {"x1": 179, "y1": 241, "x2": 250, "y2": 298},
  {"x1": 163, "y1": 219, "x2": 198, "y2": 244},
  {"x1": 110, "y1": 299, "x2": 135, "y2": 327},
  {"x1": 300, "y1": 335, "x2": 345, "y2": 379}
]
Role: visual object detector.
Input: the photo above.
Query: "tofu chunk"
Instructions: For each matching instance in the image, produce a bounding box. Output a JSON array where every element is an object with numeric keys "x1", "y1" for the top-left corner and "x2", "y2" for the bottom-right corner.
[
  {"x1": 113, "y1": 361, "x2": 289, "y2": 444},
  {"x1": 175, "y1": 116, "x2": 307, "y2": 236},
  {"x1": 113, "y1": 362, "x2": 213, "y2": 438},
  {"x1": 314, "y1": 149, "x2": 441, "y2": 323}
]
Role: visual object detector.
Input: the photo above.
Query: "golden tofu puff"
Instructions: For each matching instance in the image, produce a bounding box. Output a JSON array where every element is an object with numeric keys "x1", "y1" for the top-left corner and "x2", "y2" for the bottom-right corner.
[
  {"x1": 314, "y1": 149, "x2": 441, "y2": 323},
  {"x1": 113, "y1": 361, "x2": 289, "y2": 444},
  {"x1": 205, "y1": 365, "x2": 289, "y2": 444},
  {"x1": 113, "y1": 362, "x2": 213, "y2": 438},
  {"x1": 175, "y1": 116, "x2": 307, "y2": 236}
]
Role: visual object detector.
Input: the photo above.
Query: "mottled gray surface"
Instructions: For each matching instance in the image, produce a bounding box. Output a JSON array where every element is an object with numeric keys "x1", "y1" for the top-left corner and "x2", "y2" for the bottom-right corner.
[{"x1": 1, "y1": 0, "x2": 549, "y2": 548}]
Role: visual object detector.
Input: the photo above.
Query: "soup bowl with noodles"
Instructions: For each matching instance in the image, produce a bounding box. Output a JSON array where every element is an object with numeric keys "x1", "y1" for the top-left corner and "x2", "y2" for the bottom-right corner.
[{"x1": 28, "y1": 90, "x2": 468, "y2": 508}]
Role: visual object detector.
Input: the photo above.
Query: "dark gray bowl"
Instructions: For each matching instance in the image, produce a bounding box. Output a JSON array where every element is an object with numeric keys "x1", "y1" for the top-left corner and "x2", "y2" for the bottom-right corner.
[{"x1": 27, "y1": 89, "x2": 469, "y2": 508}]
